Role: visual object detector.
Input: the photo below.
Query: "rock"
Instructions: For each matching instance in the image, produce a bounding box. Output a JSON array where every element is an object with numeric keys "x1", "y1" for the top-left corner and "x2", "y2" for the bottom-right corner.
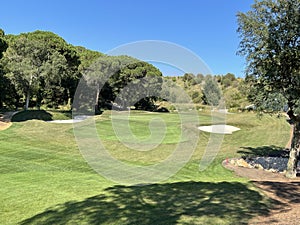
[
  {"x1": 236, "y1": 158, "x2": 250, "y2": 168},
  {"x1": 244, "y1": 156, "x2": 300, "y2": 173},
  {"x1": 228, "y1": 156, "x2": 300, "y2": 174},
  {"x1": 254, "y1": 164, "x2": 264, "y2": 170},
  {"x1": 268, "y1": 168, "x2": 278, "y2": 173},
  {"x1": 230, "y1": 159, "x2": 237, "y2": 166}
]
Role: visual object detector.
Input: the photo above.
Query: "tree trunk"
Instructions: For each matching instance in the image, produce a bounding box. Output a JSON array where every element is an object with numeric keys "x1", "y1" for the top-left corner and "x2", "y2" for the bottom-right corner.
[
  {"x1": 25, "y1": 75, "x2": 33, "y2": 111},
  {"x1": 94, "y1": 87, "x2": 100, "y2": 114},
  {"x1": 286, "y1": 120, "x2": 300, "y2": 178},
  {"x1": 36, "y1": 90, "x2": 42, "y2": 110},
  {"x1": 25, "y1": 89, "x2": 30, "y2": 110}
]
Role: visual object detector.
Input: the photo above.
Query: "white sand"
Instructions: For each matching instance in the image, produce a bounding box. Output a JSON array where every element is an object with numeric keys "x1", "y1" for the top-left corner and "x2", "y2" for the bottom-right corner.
[
  {"x1": 47, "y1": 119, "x2": 82, "y2": 124},
  {"x1": 198, "y1": 124, "x2": 240, "y2": 134},
  {"x1": 47, "y1": 115, "x2": 91, "y2": 124}
]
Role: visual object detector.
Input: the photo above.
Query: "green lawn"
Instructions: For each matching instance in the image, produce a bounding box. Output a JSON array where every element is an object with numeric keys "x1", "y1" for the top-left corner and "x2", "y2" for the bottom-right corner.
[{"x1": 0, "y1": 110, "x2": 290, "y2": 224}]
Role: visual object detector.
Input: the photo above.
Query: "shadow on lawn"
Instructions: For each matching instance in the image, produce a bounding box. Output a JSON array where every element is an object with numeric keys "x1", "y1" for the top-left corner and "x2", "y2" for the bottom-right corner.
[
  {"x1": 20, "y1": 181, "x2": 279, "y2": 225},
  {"x1": 238, "y1": 145, "x2": 289, "y2": 157},
  {"x1": 253, "y1": 181, "x2": 300, "y2": 204}
]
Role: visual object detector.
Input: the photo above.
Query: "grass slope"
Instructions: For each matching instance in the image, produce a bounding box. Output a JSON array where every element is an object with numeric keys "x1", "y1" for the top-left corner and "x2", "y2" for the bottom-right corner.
[{"x1": 0, "y1": 111, "x2": 290, "y2": 224}]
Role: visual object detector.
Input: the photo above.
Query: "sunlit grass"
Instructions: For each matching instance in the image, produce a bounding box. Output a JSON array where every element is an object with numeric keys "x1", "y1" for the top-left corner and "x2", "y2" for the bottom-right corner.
[{"x1": 0, "y1": 110, "x2": 290, "y2": 224}]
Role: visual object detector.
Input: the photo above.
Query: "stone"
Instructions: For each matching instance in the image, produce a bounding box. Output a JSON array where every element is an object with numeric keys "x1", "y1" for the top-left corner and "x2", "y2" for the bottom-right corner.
[
  {"x1": 236, "y1": 158, "x2": 249, "y2": 168},
  {"x1": 254, "y1": 164, "x2": 264, "y2": 170}
]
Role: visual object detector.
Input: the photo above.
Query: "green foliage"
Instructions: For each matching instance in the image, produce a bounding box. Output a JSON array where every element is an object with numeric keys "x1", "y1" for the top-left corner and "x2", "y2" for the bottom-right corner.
[
  {"x1": 0, "y1": 70, "x2": 18, "y2": 109},
  {"x1": 237, "y1": 0, "x2": 300, "y2": 177},
  {"x1": 0, "y1": 30, "x2": 17, "y2": 109},
  {"x1": 75, "y1": 46, "x2": 104, "y2": 72},
  {"x1": 0, "y1": 30, "x2": 163, "y2": 111},
  {"x1": 202, "y1": 76, "x2": 221, "y2": 106},
  {"x1": 182, "y1": 73, "x2": 197, "y2": 85},
  {"x1": 190, "y1": 90, "x2": 202, "y2": 104},
  {"x1": 0, "y1": 29, "x2": 7, "y2": 59},
  {"x1": 82, "y1": 55, "x2": 163, "y2": 111},
  {"x1": 221, "y1": 73, "x2": 236, "y2": 88},
  {"x1": 237, "y1": 0, "x2": 300, "y2": 113},
  {"x1": 167, "y1": 73, "x2": 249, "y2": 109},
  {"x1": 195, "y1": 73, "x2": 204, "y2": 84},
  {"x1": 224, "y1": 87, "x2": 243, "y2": 108},
  {"x1": 0, "y1": 28, "x2": 255, "y2": 112},
  {"x1": 1, "y1": 31, "x2": 81, "y2": 110}
]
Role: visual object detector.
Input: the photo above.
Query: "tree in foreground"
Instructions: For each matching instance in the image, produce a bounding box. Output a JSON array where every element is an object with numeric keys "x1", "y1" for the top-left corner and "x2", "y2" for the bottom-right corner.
[{"x1": 237, "y1": 0, "x2": 300, "y2": 177}]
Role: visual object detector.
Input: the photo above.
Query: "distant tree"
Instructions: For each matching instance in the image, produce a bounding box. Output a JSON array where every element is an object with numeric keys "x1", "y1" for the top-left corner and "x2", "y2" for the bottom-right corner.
[
  {"x1": 221, "y1": 73, "x2": 236, "y2": 88},
  {"x1": 237, "y1": 0, "x2": 300, "y2": 178},
  {"x1": 215, "y1": 75, "x2": 222, "y2": 83},
  {"x1": 195, "y1": 73, "x2": 204, "y2": 84},
  {"x1": 182, "y1": 73, "x2": 197, "y2": 85},
  {"x1": 202, "y1": 76, "x2": 221, "y2": 107}
]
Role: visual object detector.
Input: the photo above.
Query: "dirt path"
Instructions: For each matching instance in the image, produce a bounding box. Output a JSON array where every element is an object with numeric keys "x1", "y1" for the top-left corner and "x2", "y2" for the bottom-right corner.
[{"x1": 223, "y1": 162, "x2": 300, "y2": 225}]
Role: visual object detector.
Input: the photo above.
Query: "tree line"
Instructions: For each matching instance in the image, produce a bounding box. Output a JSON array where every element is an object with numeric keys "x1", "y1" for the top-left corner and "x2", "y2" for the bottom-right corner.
[
  {"x1": 0, "y1": 29, "x2": 254, "y2": 113},
  {"x1": 0, "y1": 25, "x2": 295, "y2": 115},
  {"x1": 0, "y1": 30, "x2": 162, "y2": 112}
]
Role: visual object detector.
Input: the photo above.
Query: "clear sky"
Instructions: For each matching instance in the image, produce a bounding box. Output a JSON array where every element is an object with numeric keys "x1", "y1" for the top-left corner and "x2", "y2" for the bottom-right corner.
[{"x1": 0, "y1": 0, "x2": 254, "y2": 77}]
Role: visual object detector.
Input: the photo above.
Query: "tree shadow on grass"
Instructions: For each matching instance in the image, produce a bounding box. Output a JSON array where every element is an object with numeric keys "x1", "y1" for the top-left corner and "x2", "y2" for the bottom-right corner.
[
  {"x1": 238, "y1": 145, "x2": 289, "y2": 158},
  {"x1": 20, "y1": 181, "x2": 280, "y2": 225},
  {"x1": 253, "y1": 181, "x2": 300, "y2": 204}
]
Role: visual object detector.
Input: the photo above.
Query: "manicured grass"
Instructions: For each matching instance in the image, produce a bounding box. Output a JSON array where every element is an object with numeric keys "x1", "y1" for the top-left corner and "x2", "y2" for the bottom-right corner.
[
  {"x1": 97, "y1": 111, "x2": 186, "y2": 144},
  {"x1": 0, "y1": 110, "x2": 290, "y2": 224}
]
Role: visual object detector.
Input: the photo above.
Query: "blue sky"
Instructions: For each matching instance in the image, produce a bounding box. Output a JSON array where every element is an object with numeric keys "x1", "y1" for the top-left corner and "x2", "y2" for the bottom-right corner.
[{"x1": 0, "y1": 0, "x2": 253, "y2": 77}]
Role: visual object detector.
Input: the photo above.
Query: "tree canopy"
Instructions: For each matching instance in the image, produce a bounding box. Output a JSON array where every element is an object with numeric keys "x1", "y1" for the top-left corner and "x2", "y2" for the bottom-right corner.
[{"x1": 0, "y1": 30, "x2": 163, "y2": 112}]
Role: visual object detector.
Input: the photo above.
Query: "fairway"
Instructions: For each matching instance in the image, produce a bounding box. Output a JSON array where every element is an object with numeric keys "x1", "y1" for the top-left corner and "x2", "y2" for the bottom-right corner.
[
  {"x1": 1, "y1": 0, "x2": 299, "y2": 223},
  {"x1": 0, "y1": 111, "x2": 290, "y2": 224}
]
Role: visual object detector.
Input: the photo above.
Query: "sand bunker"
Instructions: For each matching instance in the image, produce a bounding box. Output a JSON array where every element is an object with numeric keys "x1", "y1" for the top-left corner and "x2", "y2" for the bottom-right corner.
[
  {"x1": 198, "y1": 124, "x2": 240, "y2": 134},
  {"x1": 47, "y1": 119, "x2": 82, "y2": 124},
  {"x1": 0, "y1": 122, "x2": 12, "y2": 131},
  {"x1": 47, "y1": 115, "x2": 90, "y2": 124}
]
